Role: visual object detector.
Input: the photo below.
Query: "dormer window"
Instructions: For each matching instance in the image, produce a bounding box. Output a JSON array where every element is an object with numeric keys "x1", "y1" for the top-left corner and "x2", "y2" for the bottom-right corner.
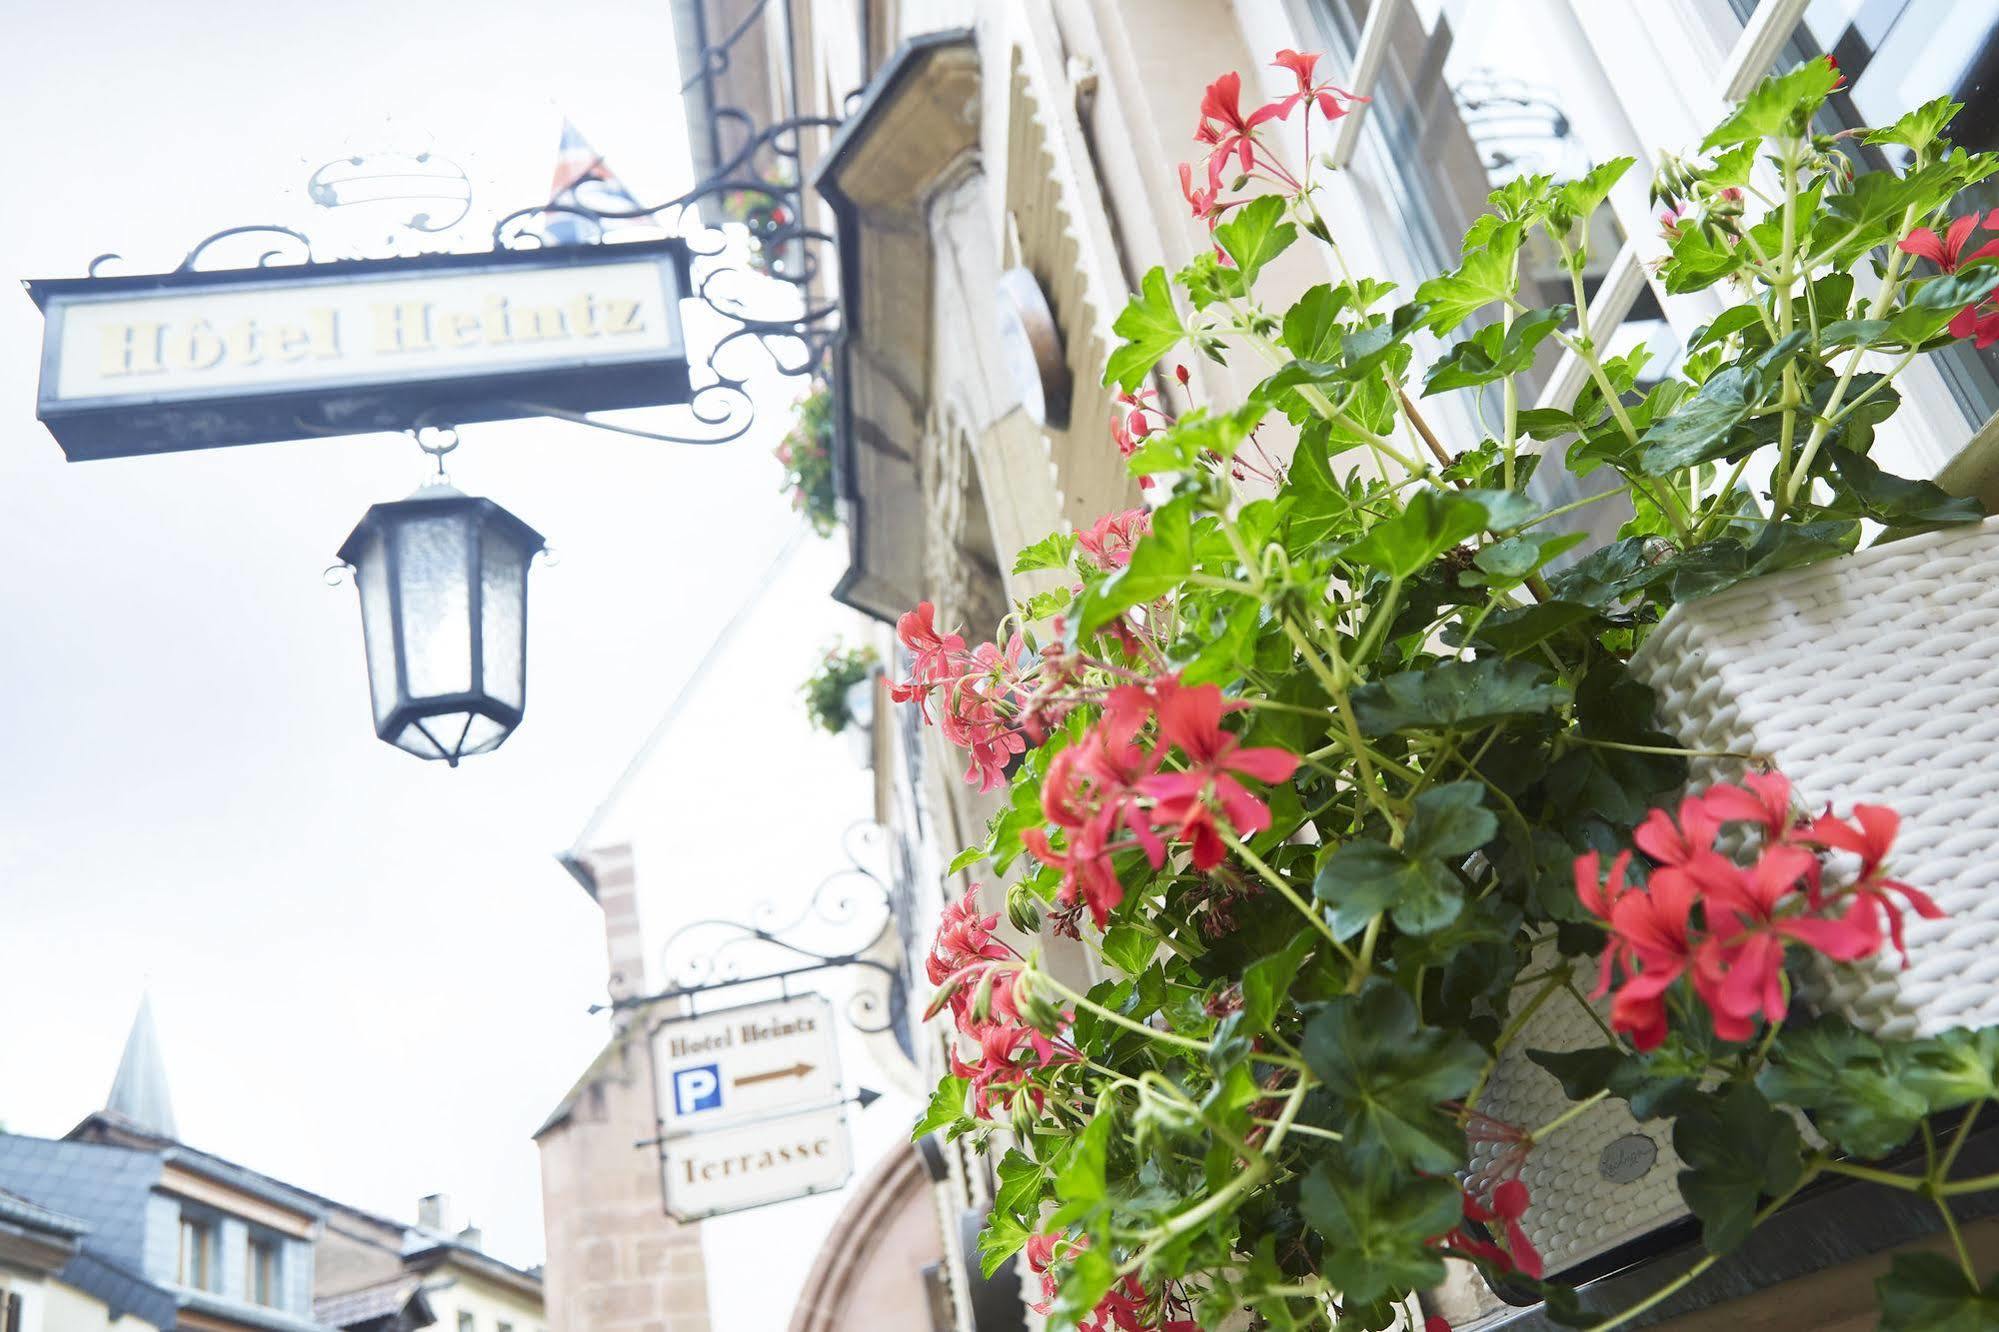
[
  {"x1": 177, "y1": 1213, "x2": 217, "y2": 1291},
  {"x1": 248, "y1": 1231, "x2": 283, "y2": 1306}
]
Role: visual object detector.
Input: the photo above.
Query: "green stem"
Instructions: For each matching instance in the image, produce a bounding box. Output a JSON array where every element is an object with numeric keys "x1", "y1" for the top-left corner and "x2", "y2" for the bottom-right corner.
[
  {"x1": 1223, "y1": 830, "x2": 1360, "y2": 967},
  {"x1": 1779, "y1": 200, "x2": 1922, "y2": 513},
  {"x1": 1038, "y1": 974, "x2": 1214, "y2": 1055},
  {"x1": 1588, "y1": 1165, "x2": 1821, "y2": 1332},
  {"x1": 1939, "y1": 1167, "x2": 1999, "y2": 1197},
  {"x1": 1942, "y1": 1102, "x2": 1985, "y2": 1179},
  {"x1": 1822, "y1": 1159, "x2": 1925, "y2": 1191},
  {"x1": 1531, "y1": 1088, "x2": 1611, "y2": 1143}
]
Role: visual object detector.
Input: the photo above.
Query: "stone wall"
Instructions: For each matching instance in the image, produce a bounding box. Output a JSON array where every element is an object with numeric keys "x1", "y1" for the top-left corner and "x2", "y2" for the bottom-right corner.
[{"x1": 535, "y1": 845, "x2": 710, "y2": 1332}]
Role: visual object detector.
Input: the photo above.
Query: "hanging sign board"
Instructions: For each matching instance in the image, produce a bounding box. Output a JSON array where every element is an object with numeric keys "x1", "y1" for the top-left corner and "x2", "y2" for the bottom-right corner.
[
  {"x1": 25, "y1": 238, "x2": 693, "y2": 462},
  {"x1": 660, "y1": 1103, "x2": 854, "y2": 1220},
  {"x1": 651, "y1": 993, "x2": 853, "y2": 1220}
]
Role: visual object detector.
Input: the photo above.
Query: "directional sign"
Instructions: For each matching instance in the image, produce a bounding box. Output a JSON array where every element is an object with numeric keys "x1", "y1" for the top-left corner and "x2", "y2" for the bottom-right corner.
[
  {"x1": 660, "y1": 1103, "x2": 854, "y2": 1221},
  {"x1": 651, "y1": 994, "x2": 843, "y2": 1134}
]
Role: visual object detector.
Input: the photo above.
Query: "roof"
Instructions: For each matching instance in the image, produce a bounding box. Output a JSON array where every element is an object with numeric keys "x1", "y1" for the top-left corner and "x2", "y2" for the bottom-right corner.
[
  {"x1": 314, "y1": 1277, "x2": 431, "y2": 1329},
  {"x1": 67, "y1": 1112, "x2": 326, "y2": 1222},
  {"x1": 0, "y1": 1134, "x2": 163, "y2": 1270},
  {"x1": 0, "y1": 1183, "x2": 90, "y2": 1238},
  {"x1": 106, "y1": 995, "x2": 177, "y2": 1140},
  {"x1": 61, "y1": 1249, "x2": 176, "y2": 1330}
]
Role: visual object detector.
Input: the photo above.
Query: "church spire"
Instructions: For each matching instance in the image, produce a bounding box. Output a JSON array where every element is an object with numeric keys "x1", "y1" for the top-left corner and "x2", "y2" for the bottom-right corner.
[{"x1": 106, "y1": 994, "x2": 177, "y2": 1140}]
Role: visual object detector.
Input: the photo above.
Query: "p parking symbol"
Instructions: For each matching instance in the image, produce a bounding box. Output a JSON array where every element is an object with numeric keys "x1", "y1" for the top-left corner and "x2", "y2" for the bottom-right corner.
[{"x1": 673, "y1": 1064, "x2": 723, "y2": 1116}]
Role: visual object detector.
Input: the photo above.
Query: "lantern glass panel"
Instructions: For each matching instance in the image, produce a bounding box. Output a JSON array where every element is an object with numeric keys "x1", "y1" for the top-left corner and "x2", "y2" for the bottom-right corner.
[
  {"x1": 354, "y1": 528, "x2": 399, "y2": 727},
  {"x1": 480, "y1": 535, "x2": 528, "y2": 711},
  {"x1": 461, "y1": 713, "x2": 509, "y2": 756},
  {"x1": 395, "y1": 514, "x2": 473, "y2": 700}
]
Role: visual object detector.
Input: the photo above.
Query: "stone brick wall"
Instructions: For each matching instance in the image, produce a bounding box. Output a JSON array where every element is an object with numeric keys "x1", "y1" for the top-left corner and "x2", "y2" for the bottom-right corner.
[{"x1": 535, "y1": 845, "x2": 710, "y2": 1332}]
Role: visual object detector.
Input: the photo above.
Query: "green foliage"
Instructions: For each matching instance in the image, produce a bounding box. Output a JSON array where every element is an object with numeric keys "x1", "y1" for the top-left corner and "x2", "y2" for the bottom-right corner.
[
  {"x1": 774, "y1": 385, "x2": 839, "y2": 535},
  {"x1": 912, "y1": 52, "x2": 1999, "y2": 1332},
  {"x1": 799, "y1": 642, "x2": 878, "y2": 734}
]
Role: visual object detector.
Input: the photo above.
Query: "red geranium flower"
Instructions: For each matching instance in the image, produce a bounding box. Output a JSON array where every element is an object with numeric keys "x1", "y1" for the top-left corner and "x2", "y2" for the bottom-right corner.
[{"x1": 1139, "y1": 682, "x2": 1300, "y2": 869}]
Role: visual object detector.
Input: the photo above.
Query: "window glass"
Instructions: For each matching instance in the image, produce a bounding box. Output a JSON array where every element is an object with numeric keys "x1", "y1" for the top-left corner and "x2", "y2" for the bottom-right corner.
[
  {"x1": 1742, "y1": 0, "x2": 1999, "y2": 423},
  {"x1": 248, "y1": 1234, "x2": 282, "y2": 1306},
  {"x1": 458, "y1": 1313, "x2": 475, "y2": 1332},
  {"x1": 1307, "y1": 0, "x2": 1670, "y2": 541},
  {"x1": 178, "y1": 1215, "x2": 217, "y2": 1291}
]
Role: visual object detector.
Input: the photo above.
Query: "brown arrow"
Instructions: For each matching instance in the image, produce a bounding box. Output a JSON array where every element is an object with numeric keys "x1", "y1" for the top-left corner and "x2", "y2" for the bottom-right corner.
[{"x1": 733, "y1": 1062, "x2": 816, "y2": 1088}]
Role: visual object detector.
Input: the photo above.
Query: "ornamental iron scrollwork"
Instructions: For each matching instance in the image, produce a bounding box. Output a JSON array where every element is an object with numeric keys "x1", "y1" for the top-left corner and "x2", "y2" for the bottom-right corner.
[
  {"x1": 608, "y1": 822, "x2": 909, "y2": 1037},
  {"x1": 487, "y1": 0, "x2": 845, "y2": 448}
]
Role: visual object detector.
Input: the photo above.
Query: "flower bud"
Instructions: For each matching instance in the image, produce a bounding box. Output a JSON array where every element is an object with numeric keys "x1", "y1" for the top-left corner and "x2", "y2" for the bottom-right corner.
[
  {"x1": 1009, "y1": 1091, "x2": 1041, "y2": 1138},
  {"x1": 1174, "y1": 363, "x2": 1191, "y2": 386},
  {"x1": 1006, "y1": 881, "x2": 1043, "y2": 934},
  {"x1": 969, "y1": 965, "x2": 999, "y2": 1023}
]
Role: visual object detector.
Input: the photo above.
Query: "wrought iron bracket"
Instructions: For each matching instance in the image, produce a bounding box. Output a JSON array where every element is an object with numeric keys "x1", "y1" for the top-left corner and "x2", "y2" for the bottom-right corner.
[{"x1": 594, "y1": 822, "x2": 909, "y2": 1037}]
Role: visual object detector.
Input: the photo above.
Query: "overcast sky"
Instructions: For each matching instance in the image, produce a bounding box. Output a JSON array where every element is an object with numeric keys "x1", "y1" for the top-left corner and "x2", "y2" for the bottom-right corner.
[{"x1": 0, "y1": 2, "x2": 906, "y2": 1327}]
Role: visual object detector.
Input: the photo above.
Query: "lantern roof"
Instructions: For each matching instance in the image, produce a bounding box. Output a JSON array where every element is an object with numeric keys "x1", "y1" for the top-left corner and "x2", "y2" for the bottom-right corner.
[{"x1": 337, "y1": 481, "x2": 546, "y2": 568}]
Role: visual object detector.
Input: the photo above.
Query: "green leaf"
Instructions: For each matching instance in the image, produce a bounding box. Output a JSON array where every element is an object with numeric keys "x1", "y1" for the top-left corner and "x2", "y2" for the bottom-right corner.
[
  {"x1": 1012, "y1": 530, "x2": 1076, "y2": 575},
  {"x1": 1473, "y1": 599, "x2": 1598, "y2": 655},
  {"x1": 1904, "y1": 1026, "x2": 1999, "y2": 1111},
  {"x1": 1551, "y1": 157, "x2": 1635, "y2": 232},
  {"x1": 1413, "y1": 222, "x2": 1523, "y2": 332},
  {"x1": 977, "y1": 1213, "x2": 1031, "y2": 1278},
  {"x1": 1241, "y1": 933, "x2": 1319, "y2": 1035},
  {"x1": 1756, "y1": 1018, "x2": 1928, "y2": 1158},
  {"x1": 1075, "y1": 498, "x2": 1195, "y2": 635},
  {"x1": 1422, "y1": 304, "x2": 1573, "y2": 395},
  {"x1": 1213, "y1": 194, "x2": 1298, "y2": 290},
  {"x1": 1283, "y1": 282, "x2": 1349, "y2": 360},
  {"x1": 1314, "y1": 840, "x2": 1446, "y2": 939},
  {"x1": 1123, "y1": 401, "x2": 1269, "y2": 474},
  {"x1": 992, "y1": 1148, "x2": 1043, "y2": 1222},
  {"x1": 1636, "y1": 364, "x2": 1757, "y2": 475},
  {"x1": 1865, "y1": 96, "x2": 1963, "y2": 157},
  {"x1": 1053, "y1": 1111, "x2": 1115, "y2": 1207},
  {"x1": 1100, "y1": 925, "x2": 1156, "y2": 975},
  {"x1": 1526, "y1": 1045, "x2": 1704, "y2": 1122},
  {"x1": 1877, "y1": 1252, "x2": 1999, "y2": 1331},
  {"x1": 1888, "y1": 268, "x2": 1999, "y2": 346},
  {"x1": 1314, "y1": 783, "x2": 1496, "y2": 936},
  {"x1": 1352, "y1": 658, "x2": 1568, "y2": 736},
  {"x1": 1299, "y1": 1153, "x2": 1459, "y2": 1306},
  {"x1": 1827, "y1": 447, "x2": 1985, "y2": 529},
  {"x1": 1104, "y1": 266, "x2": 1187, "y2": 391},
  {"x1": 912, "y1": 1076, "x2": 969, "y2": 1139},
  {"x1": 1050, "y1": 1243, "x2": 1120, "y2": 1329},
  {"x1": 1702, "y1": 57, "x2": 1839, "y2": 151},
  {"x1": 1673, "y1": 1085, "x2": 1806, "y2": 1254},
  {"x1": 1339, "y1": 488, "x2": 1491, "y2": 579},
  {"x1": 1301, "y1": 980, "x2": 1484, "y2": 1171}
]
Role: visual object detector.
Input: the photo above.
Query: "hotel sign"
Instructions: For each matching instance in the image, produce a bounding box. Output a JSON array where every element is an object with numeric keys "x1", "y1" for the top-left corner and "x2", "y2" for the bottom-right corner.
[
  {"x1": 25, "y1": 239, "x2": 693, "y2": 462},
  {"x1": 651, "y1": 994, "x2": 854, "y2": 1220}
]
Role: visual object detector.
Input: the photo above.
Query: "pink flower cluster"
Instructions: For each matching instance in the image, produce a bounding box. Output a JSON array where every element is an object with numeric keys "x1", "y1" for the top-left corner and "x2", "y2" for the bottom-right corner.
[
  {"x1": 1180, "y1": 50, "x2": 1365, "y2": 226},
  {"x1": 1575, "y1": 772, "x2": 1942, "y2": 1050},
  {"x1": 923, "y1": 891, "x2": 1076, "y2": 1120},
  {"x1": 891, "y1": 603, "x2": 1031, "y2": 791},
  {"x1": 1077, "y1": 508, "x2": 1151, "y2": 571},
  {"x1": 1898, "y1": 211, "x2": 1999, "y2": 347},
  {"x1": 1026, "y1": 1234, "x2": 1201, "y2": 1332},
  {"x1": 1027, "y1": 677, "x2": 1299, "y2": 929}
]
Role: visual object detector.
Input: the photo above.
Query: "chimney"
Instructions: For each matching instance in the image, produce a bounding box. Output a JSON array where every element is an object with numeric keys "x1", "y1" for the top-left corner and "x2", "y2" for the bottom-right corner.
[
  {"x1": 563, "y1": 844, "x2": 646, "y2": 1022},
  {"x1": 417, "y1": 1194, "x2": 449, "y2": 1232},
  {"x1": 456, "y1": 1222, "x2": 483, "y2": 1252}
]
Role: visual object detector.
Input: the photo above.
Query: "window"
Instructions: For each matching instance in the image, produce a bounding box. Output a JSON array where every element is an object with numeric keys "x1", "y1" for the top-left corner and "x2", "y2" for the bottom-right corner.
[
  {"x1": 178, "y1": 1214, "x2": 217, "y2": 1291},
  {"x1": 247, "y1": 1233, "x2": 282, "y2": 1307},
  {"x1": 498, "y1": 1323, "x2": 514, "y2": 1332},
  {"x1": 2, "y1": 1289, "x2": 20, "y2": 1332},
  {"x1": 1743, "y1": 0, "x2": 1999, "y2": 424},
  {"x1": 458, "y1": 1314, "x2": 475, "y2": 1332}
]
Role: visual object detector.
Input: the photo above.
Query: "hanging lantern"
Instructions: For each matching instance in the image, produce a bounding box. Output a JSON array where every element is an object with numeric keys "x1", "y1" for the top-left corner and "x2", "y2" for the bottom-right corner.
[{"x1": 337, "y1": 482, "x2": 545, "y2": 764}]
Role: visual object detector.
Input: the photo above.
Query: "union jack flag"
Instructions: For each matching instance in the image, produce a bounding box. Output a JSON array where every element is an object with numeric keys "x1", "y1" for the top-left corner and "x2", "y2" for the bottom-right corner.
[{"x1": 542, "y1": 119, "x2": 646, "y2": 245}]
